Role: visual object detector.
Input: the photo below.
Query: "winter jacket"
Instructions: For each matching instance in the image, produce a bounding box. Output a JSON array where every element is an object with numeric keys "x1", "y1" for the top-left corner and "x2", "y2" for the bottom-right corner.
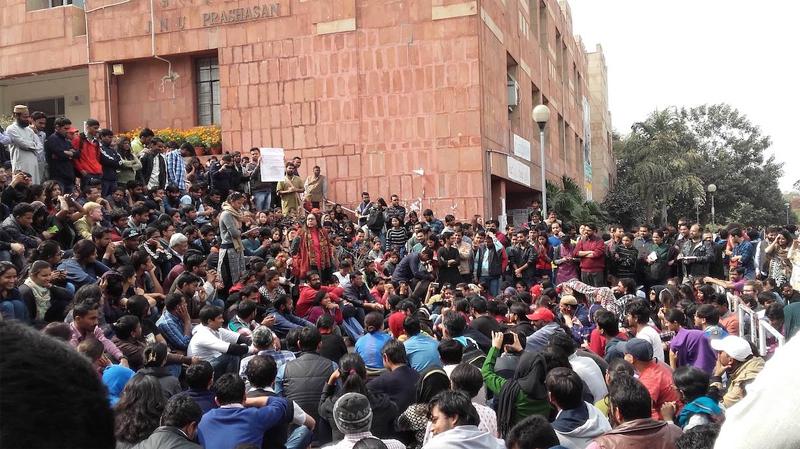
[
  {"x1": 319, "y1": 385, "x2": 399, "y2": 441},
  {"x1": 392, "y1": 252, "x2": 434, "y2": 283},
  {"x1": 0, "y1": 215, "x2": 40, "y2": 249},
  {"x1": 295, "y1": 284, "x2": 343, "y2": 319},
  {"x1": 99, "y1": 143, "x2": 123, "y2": 181},
  {"x1": 679, "y1": 239, "x2": 715, "y2": 278},
  {"x1": 589, "y1": 418, "x2": 682, "y2": 449},
  {"x1": 19, "y1": 283, "x2": 71, "y2": 323},
  {"x1": 553, "y1": 402, "x2": 611, "y2": 449},
  {"x1": 130, "y1": 426, "x2": 201, "y2": 449},
  {"x1": 280, "y1": 352, "x2": 335, "y2": 441},
  {"x1": 422, "y1": 425, "x2": 505, "y2": 449},
  {"x1": 138, "y1": 367, "x2": 183, "y2": 400},
  {"x1": 45, "y1": 131, "x2": 79, "y2": 181},
  {"x1": 139, "y1": 151, "x2": 167, "y2": 189},
  {"x1": 72, "y1": 133, "x2": 102, "y2": 176}
]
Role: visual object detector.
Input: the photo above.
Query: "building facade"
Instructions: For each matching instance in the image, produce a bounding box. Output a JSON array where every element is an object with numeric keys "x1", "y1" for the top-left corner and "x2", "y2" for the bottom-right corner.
[
  {"x1": 586, "y1": 43, "x2": 615, "y2": 202},
  {"x1": 1, "y1": 0, "x2": 612, "y2": 222}
]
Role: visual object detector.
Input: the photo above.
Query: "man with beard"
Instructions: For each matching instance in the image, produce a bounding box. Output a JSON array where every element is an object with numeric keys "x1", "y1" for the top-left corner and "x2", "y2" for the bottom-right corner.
[
  {"x1": 276, "y1": 162, "x2": 304, "y2": 217},
  {"x1": 6, "y1": 105, "x2": 42, "y2": 184},
  {"x1": 677, "y1": 224, "x2": 714, "y2": 281},
  {"x1": 295, "y1": 271, "x2": 345, "y2": 319}
]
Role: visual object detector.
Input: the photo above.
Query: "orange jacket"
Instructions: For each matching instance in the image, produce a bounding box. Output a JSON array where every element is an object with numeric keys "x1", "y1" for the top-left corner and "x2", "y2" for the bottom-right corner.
[{"x1": 71, "y1": 134, "x2": 102, "y2": 175}]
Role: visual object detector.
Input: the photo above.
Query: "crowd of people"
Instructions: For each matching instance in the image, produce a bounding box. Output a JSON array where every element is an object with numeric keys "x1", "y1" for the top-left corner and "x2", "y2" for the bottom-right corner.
[{"x1": 2, "y1": 108, "x2": 800, "y2": 449}]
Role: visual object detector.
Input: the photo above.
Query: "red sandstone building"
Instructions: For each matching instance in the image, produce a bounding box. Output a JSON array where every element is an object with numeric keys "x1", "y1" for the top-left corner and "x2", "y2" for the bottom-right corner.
[{"x1": 0, "y1": 0, "x2": 613, "y2": 222}]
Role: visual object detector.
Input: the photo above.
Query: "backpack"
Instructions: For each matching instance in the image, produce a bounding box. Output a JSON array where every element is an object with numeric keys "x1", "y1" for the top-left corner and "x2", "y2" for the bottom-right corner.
[
  {"x1": 461, "y1": 340, "x2": 486, "y2": 369},
  {"x1": 366, "y1": 207, "x2": 385, "y2": 231}
]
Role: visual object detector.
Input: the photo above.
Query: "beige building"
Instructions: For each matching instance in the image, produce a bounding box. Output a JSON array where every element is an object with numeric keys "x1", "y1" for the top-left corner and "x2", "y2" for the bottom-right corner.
[{"x1": 586, "y1": 43, "x2": 615, "y2": 201}]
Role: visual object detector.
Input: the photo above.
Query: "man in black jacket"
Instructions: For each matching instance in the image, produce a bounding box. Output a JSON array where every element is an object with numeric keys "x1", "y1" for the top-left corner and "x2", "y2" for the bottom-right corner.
[
  {"x1": 140, "y1": 137, "x2": 167, "y2": 190},
  {"x1": 98, "y1": 128, "x2": 123, "y2": 197},
  {"x1": 45, "y1": 117, "x2": 80, "y2": 193},
  {"x1": 132, "y1": 395, "x2": 203, "y2": 449},
  {"x1": 211, "y1": 154, "x2": 241, "y2": 199}
]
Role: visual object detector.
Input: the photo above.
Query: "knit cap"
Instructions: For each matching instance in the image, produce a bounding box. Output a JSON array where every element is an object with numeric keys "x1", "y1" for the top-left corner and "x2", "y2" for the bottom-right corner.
[{"x1": 333, "y1": 392, "x2": 373, "y2": 433}]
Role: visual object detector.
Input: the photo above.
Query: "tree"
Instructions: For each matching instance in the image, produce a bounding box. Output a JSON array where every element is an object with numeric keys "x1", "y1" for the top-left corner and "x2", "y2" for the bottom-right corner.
[
  {"x1": 546, "y1": 175, "x2": 609, "y2": 227},
  {"x1": 678, "y1": 104, "x2": 786, "y2": 227},
  {"x1": 613, "y1": 108, "x2": 703, "y2": 225},
  {"x1": 605, "y1": 104, "x2": 788, "y2": 229}
]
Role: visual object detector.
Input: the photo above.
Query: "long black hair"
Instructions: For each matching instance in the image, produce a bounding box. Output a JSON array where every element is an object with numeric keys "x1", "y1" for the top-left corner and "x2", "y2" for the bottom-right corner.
[
  {"x1": 338, "y1": 353, "x2": 368, "y2": 396},
  {"x1": 113, "y1": 374, "x2": 165, "y2": 445}
]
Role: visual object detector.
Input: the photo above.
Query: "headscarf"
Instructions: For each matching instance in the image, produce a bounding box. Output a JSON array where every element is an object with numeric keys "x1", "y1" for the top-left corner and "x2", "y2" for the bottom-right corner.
[
  {"x1": 415, "y1": 367, "x2": 450, "y2": 404},
  {"x1": 496, "y1": 351, "x2": 549, "y2": 438}
]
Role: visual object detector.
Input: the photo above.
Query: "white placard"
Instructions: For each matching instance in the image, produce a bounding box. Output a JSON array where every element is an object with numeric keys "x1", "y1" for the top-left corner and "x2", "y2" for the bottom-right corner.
[
  {"x1": 507, "y1": 156, "x2": 531, "y2": 186},
  {"x1": 513, "y1": 133, "x2": 531, "y2": 161},
  {"x1": 259, "y1": 147, "x2": 286, "y2": 182}
]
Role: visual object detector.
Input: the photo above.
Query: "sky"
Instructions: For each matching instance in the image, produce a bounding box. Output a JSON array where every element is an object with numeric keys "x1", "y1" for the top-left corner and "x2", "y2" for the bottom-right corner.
[{"x1": 570, "y1": 0, "x2": 800, "y2": 192}]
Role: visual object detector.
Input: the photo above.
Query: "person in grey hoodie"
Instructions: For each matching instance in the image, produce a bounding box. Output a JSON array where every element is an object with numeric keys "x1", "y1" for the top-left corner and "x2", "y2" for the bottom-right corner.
[
  {"x1": 545, "y1": 368, "x2": 611, "y2": 449},
  {"x1": 423, "y1": 390, "x2": 505, "y2": 449}
]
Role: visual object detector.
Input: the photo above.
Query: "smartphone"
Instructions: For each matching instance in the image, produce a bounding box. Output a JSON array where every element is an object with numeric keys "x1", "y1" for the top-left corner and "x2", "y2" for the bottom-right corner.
[{"x1": 502, "y1": 333, "x2": 516, "y2": 346}]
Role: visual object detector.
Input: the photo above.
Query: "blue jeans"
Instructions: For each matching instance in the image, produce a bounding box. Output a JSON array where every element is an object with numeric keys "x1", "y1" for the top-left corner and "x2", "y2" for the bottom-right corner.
[
  {"x1": 210, "y1": 353, "x2": 241, "y2": 380},
  {"x1": 0, "y1": 300, "x2": 30, "y2": 322},
  {"x1": 479, "y1": 276, "x2": 501, "y2": 297},
  {"x1": 286, "y1": 425, "x2": 313, "y2": 449},
  {"x1": 252, "y1": 190, "x2": 272, "y2": 212}
]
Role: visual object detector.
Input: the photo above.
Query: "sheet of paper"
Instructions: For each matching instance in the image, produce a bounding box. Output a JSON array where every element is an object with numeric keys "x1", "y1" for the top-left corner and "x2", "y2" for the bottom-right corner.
[{"x1": 259, "y1": 147, "x2": 285, "y2": 182}]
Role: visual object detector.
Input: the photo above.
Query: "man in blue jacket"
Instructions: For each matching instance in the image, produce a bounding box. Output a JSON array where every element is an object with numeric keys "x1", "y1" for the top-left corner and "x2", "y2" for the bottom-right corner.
[{"x1": 198, "y1": 373, "x2": 290, "y2": 449}]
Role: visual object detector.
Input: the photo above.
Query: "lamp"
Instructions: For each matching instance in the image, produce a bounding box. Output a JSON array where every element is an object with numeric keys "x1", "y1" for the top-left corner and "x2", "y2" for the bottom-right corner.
[
  {"x1": 707, "y1": 184, "x2": 717, "y2": 226},
  {"x1": 533, "y1": 104, "x2": 550, "y2": 218}
]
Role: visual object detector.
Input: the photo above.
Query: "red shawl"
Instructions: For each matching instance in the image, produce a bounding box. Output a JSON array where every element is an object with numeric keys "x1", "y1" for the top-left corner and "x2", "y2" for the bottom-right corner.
[{"x1": 293, "y1": 226, "x2": 333, "y2": 279}]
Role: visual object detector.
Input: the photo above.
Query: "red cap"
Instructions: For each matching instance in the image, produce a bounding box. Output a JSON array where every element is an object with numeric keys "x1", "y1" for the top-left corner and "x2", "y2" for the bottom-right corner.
[{"x1": 526, "y1": 307, "x2": 555, "y2": 322}]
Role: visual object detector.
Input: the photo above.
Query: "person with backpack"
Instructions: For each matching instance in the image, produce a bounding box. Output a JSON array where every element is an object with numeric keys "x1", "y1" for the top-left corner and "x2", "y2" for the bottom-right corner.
[{"x1": 366, "y1": 198, "x2": 387, "y2": 249}]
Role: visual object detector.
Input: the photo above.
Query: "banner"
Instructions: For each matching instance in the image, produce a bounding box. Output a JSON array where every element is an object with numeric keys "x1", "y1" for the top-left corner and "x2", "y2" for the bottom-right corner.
[{"x1": 259, "y1": 147, "x2": 285, "y2": 182}]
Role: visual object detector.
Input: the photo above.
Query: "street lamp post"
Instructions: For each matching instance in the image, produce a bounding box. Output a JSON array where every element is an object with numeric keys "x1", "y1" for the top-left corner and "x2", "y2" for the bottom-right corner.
[
  {"x1": 533, "y1": 104, "x2": 551, "y2": 219},
  {"x1": 786, "y1": 202, "x2": 791, "y2": 225},
  {"x1": 707, "y1": 184, "x2": 717, "y2": 226},
  {"x1": 694, "y1": 197, "x2": 702, "y2": 224}
]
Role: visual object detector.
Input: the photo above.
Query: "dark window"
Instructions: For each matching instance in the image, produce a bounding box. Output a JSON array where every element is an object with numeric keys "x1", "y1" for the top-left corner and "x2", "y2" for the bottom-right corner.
[
  {"x1": 13, "y1": 97, "x2": 65, "y2": 135},
  {"x1": 196, "y1": 57, "x2": 220, "y2": 126}
]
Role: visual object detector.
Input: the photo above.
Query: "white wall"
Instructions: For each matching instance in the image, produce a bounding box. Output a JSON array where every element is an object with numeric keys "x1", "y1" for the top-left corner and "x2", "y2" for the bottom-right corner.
[{"x1": 0, "y1": 68, "x2": 89, "y2": 125}]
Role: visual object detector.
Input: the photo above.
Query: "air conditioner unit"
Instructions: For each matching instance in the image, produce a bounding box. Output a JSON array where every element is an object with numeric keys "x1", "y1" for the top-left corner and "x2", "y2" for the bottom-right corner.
[{"x1": 507, "y1": 79, "x2": 519, "y2": 111}]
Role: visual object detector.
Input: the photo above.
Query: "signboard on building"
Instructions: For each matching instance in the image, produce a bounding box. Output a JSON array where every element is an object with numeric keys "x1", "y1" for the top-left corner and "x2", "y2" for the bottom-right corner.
[
  {"x1": 582, "y1": 96, "x2": 592, "y2": 200},
  {"x1": 507, "y1": 156, "x2": 531, "y2": 187},
  {"x1": 513, "y1": 133, "x2": 531, "y2": 161},
  {"x1": 259, "y1": 147, "x2": 286, "y2": 182}
]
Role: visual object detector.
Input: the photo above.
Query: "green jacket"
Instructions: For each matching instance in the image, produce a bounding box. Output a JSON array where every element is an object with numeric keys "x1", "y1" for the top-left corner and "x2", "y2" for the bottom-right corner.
[{"x1": 481, "y1": 346, "x2": 552, "y2": 420}]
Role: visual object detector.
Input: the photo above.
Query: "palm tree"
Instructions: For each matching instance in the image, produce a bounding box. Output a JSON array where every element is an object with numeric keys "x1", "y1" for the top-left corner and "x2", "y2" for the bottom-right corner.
[
  {"x1": 546, "y1": 175, "x2": 609, "y2": 227},
  {"x1": 621, "y1": 108, "x2": 704, "y2": 225}
]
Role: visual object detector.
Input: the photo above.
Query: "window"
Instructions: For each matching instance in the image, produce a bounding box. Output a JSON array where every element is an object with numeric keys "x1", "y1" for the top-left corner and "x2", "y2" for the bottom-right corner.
[
  {"x1": 50, "y1": 0, "x2": 84, "y2": 6},
  {"x1": 196, "y1": 57, "x2": 220, "y2": 126},
  {"x1": 538, "y1": 1, "x2": 548, "y2": 49},
  {"x1": 13, "y1": 97, "x2": 65, "y2": 135}
]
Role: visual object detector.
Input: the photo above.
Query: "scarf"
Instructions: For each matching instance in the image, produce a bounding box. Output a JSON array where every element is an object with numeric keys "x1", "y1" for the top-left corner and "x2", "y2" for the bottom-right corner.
[
  {"x1": 221, "y1": 201, "x2": 244, "y2": 252},
  {"x1": 496, "y1": 351, "x2": 549, "y2": 438},
  {"x1": 652, "y1": 242, "x2": 669, "y2": 261},
  {"x1": 293, "y1": 226, "x2": 332, "y2": 279},
  {"x1": 560, "y1": 278, "x2": 616, "y2": 315},
  {"x1": 677, "y1": 396, "x2": 723, "y2": 428},
  {"x1": 24, "y1": 277, "x2": 51, "y2": 320}
]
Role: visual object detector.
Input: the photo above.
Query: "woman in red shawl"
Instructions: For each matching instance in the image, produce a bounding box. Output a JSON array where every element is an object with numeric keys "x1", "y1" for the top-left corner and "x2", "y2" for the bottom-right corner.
[{"x1": 291, "y1": 212, "x2": 334, "y2": 282}]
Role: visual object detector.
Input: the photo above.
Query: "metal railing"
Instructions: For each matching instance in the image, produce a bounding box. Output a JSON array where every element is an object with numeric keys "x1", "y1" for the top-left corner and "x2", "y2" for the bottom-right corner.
[{"x1": 737, "y1": 303, "x2": 785, "y2": 355}]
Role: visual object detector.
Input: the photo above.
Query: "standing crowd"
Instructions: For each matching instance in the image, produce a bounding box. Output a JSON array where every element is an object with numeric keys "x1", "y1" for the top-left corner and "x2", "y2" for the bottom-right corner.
[{"x1": 2, "y1": 108, "x2": 800, "y2": 449}]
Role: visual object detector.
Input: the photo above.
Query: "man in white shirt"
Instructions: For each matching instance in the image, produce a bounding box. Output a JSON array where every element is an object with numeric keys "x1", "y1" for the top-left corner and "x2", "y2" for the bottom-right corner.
[
  {"x1": 548, "y1": 332, "x2": 608, "y2": 403},
  {"x1": 188, "y1": 305, "x2": 252, "y2": 379},
  {"x1": 626, "y1": 300, "x2": 665, "y2": 363}
]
